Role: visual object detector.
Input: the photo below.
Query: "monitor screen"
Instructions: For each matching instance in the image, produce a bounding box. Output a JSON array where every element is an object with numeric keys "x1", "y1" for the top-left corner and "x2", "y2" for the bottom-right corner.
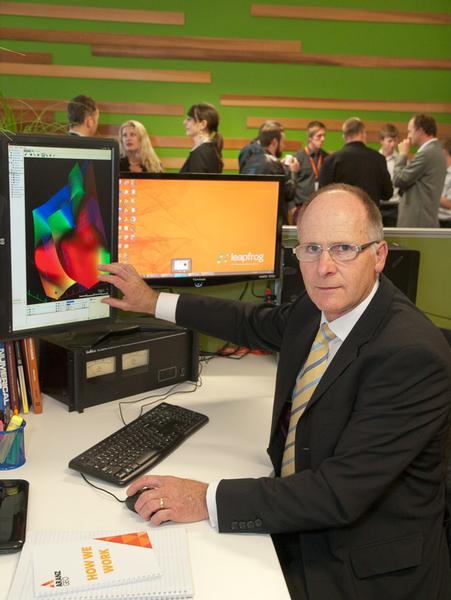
[
  {"x1": 118, "y1": 173, "x2": 283, "y2": 286},
  {"x1": 0, "y1": 133, "x2": 119, "y2": 340}
]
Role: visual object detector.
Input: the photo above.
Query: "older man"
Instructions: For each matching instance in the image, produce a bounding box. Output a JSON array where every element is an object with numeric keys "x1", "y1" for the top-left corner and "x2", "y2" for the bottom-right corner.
[
  {"x1": 394, "y1": 114, "x2": 447, "y2": 227},
  {"x1": 100, "y1": 184, "x2": 451, "y2": 600}
]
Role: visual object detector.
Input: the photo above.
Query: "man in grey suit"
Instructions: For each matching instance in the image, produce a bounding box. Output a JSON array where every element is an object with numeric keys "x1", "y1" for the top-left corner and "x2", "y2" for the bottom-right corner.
[{"x1": 394, "y1": 114, "x2": 446, "y2": 227}]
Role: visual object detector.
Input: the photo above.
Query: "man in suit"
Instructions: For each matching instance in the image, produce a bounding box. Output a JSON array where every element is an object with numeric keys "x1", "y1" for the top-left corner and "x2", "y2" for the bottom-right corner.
[
  {"x1": 99, "y1": 184, "x2": 451, "y2": 600},
  {"x1": 294, "y1": 120, "x2": 328, "y2": 205},
  {"x1": 394, "y1": 114, "x2": 447, "y2": 227},
  {"x1": 319, "y1": 117, "x2": 393, "y2": 206},
  {"x1": 67, "y1": 95, "x2": 99, "y2": 136}
]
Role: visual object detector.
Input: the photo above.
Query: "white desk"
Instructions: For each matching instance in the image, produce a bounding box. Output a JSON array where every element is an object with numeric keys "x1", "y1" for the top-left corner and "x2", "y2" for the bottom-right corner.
[{"x1": 0, "y1": 354, "x2": 290, "y2": 599}]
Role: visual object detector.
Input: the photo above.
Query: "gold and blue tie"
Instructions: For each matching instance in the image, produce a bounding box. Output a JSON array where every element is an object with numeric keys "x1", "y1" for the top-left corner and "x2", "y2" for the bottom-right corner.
[{"x1": 281, "y1": 323, "x2": 336, "y2": 477}]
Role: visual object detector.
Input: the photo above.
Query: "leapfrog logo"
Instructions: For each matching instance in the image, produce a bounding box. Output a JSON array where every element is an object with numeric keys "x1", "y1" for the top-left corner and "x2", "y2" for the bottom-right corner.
[{"x1": 217, "y1": 252, "x2": 264, "y2": 264}]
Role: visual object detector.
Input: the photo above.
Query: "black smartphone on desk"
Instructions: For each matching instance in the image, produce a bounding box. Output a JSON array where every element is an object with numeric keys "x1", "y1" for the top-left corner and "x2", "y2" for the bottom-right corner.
[{"x1": 0, "y1": 479, "x2": 28, "y2": 553}]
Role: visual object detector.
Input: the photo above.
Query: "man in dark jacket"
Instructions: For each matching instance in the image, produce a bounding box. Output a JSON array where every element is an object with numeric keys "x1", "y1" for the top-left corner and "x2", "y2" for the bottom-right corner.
[
  {"x1": 240, "y1": 121, "x2": 300, "y2": 222},
  {"x1": 319, "y1": 117, "x2": 393, "y2": 206}
]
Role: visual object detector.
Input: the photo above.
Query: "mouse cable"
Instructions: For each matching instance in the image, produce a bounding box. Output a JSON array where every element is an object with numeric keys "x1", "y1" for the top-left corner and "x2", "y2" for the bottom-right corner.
[{"x1": 80, "y1": 472, "x2": 125, "y2": 503}]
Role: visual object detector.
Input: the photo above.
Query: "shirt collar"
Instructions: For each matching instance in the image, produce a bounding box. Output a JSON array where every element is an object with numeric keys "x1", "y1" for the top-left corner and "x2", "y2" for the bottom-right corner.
[
  {"x1": 321, "y1": 279, "x2": 380, "y2": 342},
  {"x1": 417, "y1": 138, "x2": 437, "y2": 153}
]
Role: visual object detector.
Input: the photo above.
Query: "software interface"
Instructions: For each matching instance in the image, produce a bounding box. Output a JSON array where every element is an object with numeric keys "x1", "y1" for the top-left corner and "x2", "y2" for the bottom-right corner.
[
  {"x1": 9, "y1": 144, "x2": 113, "y2": 332},
  {"x1": 118, "y1": 178, "x2": 280, "y2": 279}
]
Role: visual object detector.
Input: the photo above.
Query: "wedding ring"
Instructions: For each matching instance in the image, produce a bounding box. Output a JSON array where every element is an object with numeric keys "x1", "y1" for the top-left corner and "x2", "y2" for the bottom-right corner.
[{"x1": 159, "y1": 497, "x2": 165, "y2": 509}]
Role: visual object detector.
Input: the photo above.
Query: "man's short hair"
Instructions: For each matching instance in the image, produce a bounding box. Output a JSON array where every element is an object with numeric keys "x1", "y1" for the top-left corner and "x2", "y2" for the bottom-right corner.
[
  {"x1": 379, "y1": 123, "x2": 399, "y2": 140},
  {"x1": 297, "y1": 183, "x2": 384, "y2": 241},
  {"x1": 258, "y1": 121, "x2": 284, "y2": 147},
  {"x1": 442, "y1": 137, "x2": 451, "y2": 157},
  {"x1": 67, "y1": 95, "x2": 97, "y2": 125},
  {"x1": 342, "y1": 117, "x2": 365, "y2": 139},
  {"x1": 412, "y1": 114, "x2": 437, "y2": 137},
  {"x1": 307, "y1": 120, "x2": 326, "y2": 139}
]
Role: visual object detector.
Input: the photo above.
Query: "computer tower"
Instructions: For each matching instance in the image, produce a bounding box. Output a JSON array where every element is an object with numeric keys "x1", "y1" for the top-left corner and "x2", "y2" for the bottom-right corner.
[
  {"x1": 39, "y1": 320, "x2": 199, "y2": 412},
  {"x1": 280, "y1": 245, "x2": 420, "y2": 304}
]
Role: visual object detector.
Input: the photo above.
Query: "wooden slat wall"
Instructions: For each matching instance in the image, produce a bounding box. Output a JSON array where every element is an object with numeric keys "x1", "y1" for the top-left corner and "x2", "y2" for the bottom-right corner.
[
  {"x1": 0, "y1": 2, "x2": 185, "y2": 25},
  {"x1": 6, "y1": 98, "x2": 185, "y2": 117},
  {"x1": 0, "y1": 49, "x2": 52, "y2": 64},
  {"x1": 251, "y1": 4, "x2": 451, "y2": 25},
  {"x1": 222, "y1": 95, "x2": 451, "y2": 114},
  {"x1": 2, "y1": 27, "x2": 449, "y2": 71},
  {"x1": 0, "y1": 63, "x2": 211, "y2": 84}
]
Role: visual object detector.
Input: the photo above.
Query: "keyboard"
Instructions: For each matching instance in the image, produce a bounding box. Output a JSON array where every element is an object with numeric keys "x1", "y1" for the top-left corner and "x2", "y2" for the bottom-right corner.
[{"x1": 68, "y1": 402, "x2": 209, "y2": 486}]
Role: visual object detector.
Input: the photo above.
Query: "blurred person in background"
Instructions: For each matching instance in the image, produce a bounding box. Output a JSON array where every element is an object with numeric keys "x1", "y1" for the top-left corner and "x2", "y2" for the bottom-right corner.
[
  {"x1": 438, "y1": 137, "x2": 451, "y2": 228},
  {"x1": 119, "y1": 120, "x2": 163, "y2": 174},
  {"x1": 180, "y1": 102, "x2": 223, "y2": 173},
  {"x1": 67, "y1": 95, "x2": 99, "y2": 137},
  {"x1": 379, "y1": 124, "x2": 401, "y2": 227}
]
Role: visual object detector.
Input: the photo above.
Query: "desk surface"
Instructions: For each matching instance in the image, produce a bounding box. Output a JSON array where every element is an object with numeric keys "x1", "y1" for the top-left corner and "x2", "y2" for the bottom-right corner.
[{"x1": 0, "y1": 353, "x2": 290, "y2": 600}]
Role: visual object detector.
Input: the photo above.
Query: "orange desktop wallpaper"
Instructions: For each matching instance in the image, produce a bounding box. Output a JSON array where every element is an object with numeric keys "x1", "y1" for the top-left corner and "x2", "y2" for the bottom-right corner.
[{"x1": 118, "y1": 179, "x2": 279, "y2": 277}]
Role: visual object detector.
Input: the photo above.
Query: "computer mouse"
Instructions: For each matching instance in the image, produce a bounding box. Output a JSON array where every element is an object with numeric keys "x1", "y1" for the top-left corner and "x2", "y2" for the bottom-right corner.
[{"x1": 125, "y1": 490, "x2": 145, "y2": 513}]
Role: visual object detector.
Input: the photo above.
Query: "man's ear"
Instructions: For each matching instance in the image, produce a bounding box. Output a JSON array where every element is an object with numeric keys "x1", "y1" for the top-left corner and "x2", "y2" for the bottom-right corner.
[{"x1": 375, "y1": 241, "x2": 389, "y2": 274}]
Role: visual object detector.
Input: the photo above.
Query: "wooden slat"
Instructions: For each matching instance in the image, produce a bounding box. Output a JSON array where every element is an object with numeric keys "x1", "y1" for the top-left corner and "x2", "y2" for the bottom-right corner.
[
  {"x1": 0, "y1": 49, "x2": 52, "y2": 64},
  {"x1": 295, "y1": 53, "x2": 451, "y2": 71},
  {"x1": 96, "y1": 127, "x2": 301, "y2": 152},
  {"x1": 0, "y1": 28, "x2": 300, "y2": 53},
  {"x1": 0, "y1": 109, "x2": 55, "y2": 125},
  {"x1": 223, "y1": 95, "x2": 451, "y2": 114},
  {"x1": 6, "y1": 98, "x2": 184, "y2": 117},
  {"x1": 0, "y1": 62, "x2": 211, "y2": 84},
  {"x1": 0, "y1": 2, "x2": 184, "y2": 25},
  {"x1": 247, "y1": 116, "x2": 451, "y2": 137},
  {"x1": 92, "y1": 45, "x2": 307, "y2": 64},
  {"x1": 161, "y1": 157, "x2": 238, "y2": 171},
  {"x1": 251, "y1": 4, "x2": 451, "y2": 25},
  {"x1": 92, "y1": 44, "x2": 450, "y2": 70}
]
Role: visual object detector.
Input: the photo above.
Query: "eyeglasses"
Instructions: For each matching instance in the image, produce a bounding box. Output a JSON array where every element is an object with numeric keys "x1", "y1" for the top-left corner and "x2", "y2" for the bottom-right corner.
[{"x1": 292, "y1": 241, "x2": 380, "y2": 263}]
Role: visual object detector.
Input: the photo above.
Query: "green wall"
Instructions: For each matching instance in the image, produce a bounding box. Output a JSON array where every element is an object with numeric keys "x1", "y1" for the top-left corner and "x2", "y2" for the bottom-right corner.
[
  {"x1": 1, "y1": 0, "x2": 450, "y2": 343},
  {"x1": 1, "y1": 0, "x2": 450, "y2": 161}
]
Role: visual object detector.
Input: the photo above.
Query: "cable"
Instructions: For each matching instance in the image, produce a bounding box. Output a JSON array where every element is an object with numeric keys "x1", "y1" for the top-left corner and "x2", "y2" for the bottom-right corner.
[{"x1": 80, "y1": 473, "x2": 125, "y2": 503}]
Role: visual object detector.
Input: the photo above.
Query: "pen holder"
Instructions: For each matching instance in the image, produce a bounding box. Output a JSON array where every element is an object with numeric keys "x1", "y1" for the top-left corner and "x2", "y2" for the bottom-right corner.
[{"x1": 0, "y1": 421, "x2": 26, "y2": 470}]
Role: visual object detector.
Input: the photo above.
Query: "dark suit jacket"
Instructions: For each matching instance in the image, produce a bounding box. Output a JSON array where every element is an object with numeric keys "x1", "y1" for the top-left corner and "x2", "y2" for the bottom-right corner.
[
  {"x1": 319, "y1": 141, "x2": 393, "y2": 205},
  {"x1": 176, "y1": 276, "x2": 451, "y2": 600}
]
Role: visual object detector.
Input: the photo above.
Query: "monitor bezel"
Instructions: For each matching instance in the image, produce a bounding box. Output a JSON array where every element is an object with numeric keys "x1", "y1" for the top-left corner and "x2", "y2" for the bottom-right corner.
[
  {"x1": 0, "y1": 132, "x2": 119, "y2": 341},
  {"x1": 118, "y1": 172, "x2": 284, "y2": 288}
]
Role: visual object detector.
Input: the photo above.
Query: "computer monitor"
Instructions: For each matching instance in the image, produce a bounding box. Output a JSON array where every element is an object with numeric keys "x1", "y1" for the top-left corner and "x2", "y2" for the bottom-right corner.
[
  {"x1": 0, "y1": 132, "x2": 119, "y2": 340},
  {"x1": 118, "y1": 173, "x2": 283, "y2": 287}
]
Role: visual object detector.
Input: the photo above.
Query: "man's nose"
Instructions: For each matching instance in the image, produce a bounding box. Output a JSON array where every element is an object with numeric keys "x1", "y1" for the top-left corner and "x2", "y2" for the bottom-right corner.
[{"x1": 317, "y1": 249, "x2": 337, "y2": 274}]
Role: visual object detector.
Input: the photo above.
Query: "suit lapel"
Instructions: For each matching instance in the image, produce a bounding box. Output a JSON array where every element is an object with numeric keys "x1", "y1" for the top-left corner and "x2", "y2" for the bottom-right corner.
[{"x1": 303, "y1": 275, "x2": 395, "y2": 414}]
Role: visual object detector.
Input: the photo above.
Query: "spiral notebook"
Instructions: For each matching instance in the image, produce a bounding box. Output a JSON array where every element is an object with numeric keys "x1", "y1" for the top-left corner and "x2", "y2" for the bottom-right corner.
[
  {"x1": 8, "y1": 527, "x2": 194, "y2": 600},
  {"x1": 32, "y1": 531, "x2": 161, "y2": 597}
]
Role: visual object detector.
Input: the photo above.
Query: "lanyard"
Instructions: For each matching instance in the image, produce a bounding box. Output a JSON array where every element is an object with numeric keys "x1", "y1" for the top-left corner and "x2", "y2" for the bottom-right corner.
[{"x1": 304, "y1": 147, "x2": 323, "y2": 179}]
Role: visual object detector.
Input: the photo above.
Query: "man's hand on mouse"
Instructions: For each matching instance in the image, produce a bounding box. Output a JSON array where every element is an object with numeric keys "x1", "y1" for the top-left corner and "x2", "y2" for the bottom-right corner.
[{"x1": 127, "y1": 475, "x2": 209, "y2": 525}]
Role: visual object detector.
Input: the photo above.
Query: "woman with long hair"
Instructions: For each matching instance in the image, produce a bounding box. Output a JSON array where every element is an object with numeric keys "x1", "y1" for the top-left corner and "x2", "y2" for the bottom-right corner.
[
  {"x1": 118, "y1": 120, "x2": 163, "y2": 173},
  {"x1": 180, "y1": 102, "x2": 223, "y2": 173}
]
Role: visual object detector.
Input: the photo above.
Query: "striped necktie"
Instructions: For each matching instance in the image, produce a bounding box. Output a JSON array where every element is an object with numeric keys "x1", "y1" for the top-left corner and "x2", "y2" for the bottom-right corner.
[{"x1": 281, "y1": 323, "x2": 336, "y2": 477}]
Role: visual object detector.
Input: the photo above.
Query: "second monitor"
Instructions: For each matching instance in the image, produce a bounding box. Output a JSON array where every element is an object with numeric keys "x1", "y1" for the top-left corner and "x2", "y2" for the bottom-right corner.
[{"x1": 118, "y1": 173, "x2": 283, "y2": 287}]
